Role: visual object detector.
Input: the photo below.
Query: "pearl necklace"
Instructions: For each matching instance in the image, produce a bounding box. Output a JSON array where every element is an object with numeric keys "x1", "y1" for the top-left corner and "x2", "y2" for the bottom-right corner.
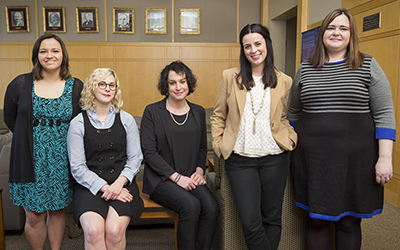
[{"x1": 166, "y1": 99, "x2": 189, "y2": 126}]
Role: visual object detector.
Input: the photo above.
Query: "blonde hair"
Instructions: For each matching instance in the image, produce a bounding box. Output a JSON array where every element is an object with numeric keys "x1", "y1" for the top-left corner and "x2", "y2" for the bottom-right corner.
[{"x1": 80, "y1": 68, "x2": 123, "y2": 113}]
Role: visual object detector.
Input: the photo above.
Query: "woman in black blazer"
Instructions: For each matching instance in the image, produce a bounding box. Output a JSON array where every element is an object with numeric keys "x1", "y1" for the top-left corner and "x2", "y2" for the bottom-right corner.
[{"x1": 140, "y1": 61, "x2": 218, "y2": 250}]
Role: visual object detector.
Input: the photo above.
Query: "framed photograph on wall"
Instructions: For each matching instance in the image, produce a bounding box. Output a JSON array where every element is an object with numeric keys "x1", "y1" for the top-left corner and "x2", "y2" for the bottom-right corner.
[
  {"x1": 145, "y1": 8, "x2": 166, "y2": 34},
  {"x1": 76, "y1": 7, "x2": 99, "y2": 33},
  {"x1": 113, "y1": 8, "x2": 134, "y2": 34},
  {"x1": 179, "y1": 9, "x2": 200, "y2": 35},
  {"x1": 43, "y1": 6, "x2": 66, "y2": 33},
  {"x1": 5, "y1": 6, "x2": 30, "y2": 33}
]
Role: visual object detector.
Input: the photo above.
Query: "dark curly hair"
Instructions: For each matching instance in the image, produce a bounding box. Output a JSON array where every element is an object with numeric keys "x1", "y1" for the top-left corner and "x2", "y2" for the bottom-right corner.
[{"x1": 157, "y1": 60, "x2": 197, "y2": 96}]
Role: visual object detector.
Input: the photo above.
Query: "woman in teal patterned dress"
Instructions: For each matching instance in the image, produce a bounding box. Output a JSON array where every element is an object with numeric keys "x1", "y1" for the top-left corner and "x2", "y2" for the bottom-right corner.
[{"x1": 4, "y1": 34, "x2": 83, "y2": 250}]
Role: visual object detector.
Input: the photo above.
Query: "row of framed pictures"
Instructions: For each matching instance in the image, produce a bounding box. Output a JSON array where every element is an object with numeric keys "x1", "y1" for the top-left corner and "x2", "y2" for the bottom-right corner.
[{"x1": 5, "y1": 6, "x2": 200, "y2": 35}]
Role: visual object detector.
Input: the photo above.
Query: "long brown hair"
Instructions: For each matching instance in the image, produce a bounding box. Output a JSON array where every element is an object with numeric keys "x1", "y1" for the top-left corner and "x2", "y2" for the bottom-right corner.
[
  {"x1": 31, "y1": 33, "x2": 71, "y2": 80},
  {"x1": 309, "y1": 8, "x2": 364, "y2": 69}
]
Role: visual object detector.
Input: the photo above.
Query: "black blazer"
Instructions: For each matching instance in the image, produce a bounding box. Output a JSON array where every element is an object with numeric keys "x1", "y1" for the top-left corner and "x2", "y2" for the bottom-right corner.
[{"x1": 140, "y1": 98, "x2": 207, "y2": 195}]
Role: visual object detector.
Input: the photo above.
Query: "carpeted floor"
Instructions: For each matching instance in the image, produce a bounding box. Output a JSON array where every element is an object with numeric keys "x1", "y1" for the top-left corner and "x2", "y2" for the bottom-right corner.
[
  {"x1": 361, "y1": 201, "x2": 400, "y2": 250},
  {"x1": 5, "y1": 201, "x2": 400, "y2": 249}
]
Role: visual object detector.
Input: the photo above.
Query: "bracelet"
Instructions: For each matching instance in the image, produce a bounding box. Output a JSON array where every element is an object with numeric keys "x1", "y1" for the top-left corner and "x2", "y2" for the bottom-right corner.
[{"x1": 174, "y1": 174, "x2": 181, "y2": 183}]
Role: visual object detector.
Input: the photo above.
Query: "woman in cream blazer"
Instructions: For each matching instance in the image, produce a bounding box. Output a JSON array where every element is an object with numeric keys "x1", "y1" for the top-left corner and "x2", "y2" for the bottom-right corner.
[{"x1": 211, "y1": 24, "x2": 297, "y2": 250}]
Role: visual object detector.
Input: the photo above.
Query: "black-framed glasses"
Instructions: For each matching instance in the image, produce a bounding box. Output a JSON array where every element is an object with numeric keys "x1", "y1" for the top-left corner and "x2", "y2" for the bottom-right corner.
[{"x1": 98, "y1": 81, "x2": 117, "y2": 90}]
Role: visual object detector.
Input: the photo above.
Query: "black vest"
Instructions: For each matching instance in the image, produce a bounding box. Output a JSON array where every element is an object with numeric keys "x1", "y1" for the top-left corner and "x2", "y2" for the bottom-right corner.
[{"x1": 82, "y1": 111, "x2": 126, "y2": 184}]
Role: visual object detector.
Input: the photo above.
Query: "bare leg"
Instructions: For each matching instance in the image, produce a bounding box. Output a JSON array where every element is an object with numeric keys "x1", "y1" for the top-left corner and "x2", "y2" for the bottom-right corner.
[
  {"x1": 105, "y1": 206, "x2": 131, "y2": 250},
  {"x1": 80, "y1": 211, "x2": 107, "y2": 250},
  {"x1": 47, "y1": 209, "x2": 66, "y2": 250},
  {"x1": 24, "y1": 208, "x2": 47, "y2": 250}
]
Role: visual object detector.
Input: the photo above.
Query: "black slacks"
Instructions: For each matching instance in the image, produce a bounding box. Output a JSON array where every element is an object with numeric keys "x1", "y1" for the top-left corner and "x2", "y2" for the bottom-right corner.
[
  {"x1": 225, "y1": 151, "x2": 290, "y2": 250},
  {"x1": 151, "y1": 180, "x2": 219, "y2": 250}
]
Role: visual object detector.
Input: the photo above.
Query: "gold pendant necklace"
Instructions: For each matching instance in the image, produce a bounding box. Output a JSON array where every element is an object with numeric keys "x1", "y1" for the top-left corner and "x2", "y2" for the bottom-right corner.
[{"x1": 249, "y1": 88, "x2": 267, "y2": 134}]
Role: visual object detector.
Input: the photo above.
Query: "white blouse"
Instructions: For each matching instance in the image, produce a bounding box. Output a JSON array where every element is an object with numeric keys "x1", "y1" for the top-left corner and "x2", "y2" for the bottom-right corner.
[{"x1": 233, "y1": 76, "x2": 283, "y2": 157}]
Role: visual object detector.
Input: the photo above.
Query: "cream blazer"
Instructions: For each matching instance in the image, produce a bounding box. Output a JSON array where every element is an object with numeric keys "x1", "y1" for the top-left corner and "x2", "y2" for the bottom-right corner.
[{"x1": 211, "y1": 67, "x2": 298, "y2": 160}]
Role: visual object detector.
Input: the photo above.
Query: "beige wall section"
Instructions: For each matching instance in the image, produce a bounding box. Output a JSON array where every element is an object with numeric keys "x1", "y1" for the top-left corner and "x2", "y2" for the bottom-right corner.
[
  {"x1": 0, "y1": 0, "x2": 37, "y2": 41},
  {"x1": 0, "y1": 41, "x2": 240, "y2": 116},
  {"x1": 268, "y1": 0, "x2": 298, "y2": 72},
  {"x1": 1, "y1": 0, "x2": 260, "y2": 43},
  {"x1": 308, "y1": 0, "x2": 341, "y2": 25}
]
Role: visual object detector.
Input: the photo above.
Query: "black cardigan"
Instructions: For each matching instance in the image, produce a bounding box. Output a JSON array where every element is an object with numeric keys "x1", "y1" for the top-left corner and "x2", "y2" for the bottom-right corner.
[
  {"x1": 4, "y1": 73, "x2": 83, "y2": 183},
  {"x1": 140, "y1": 98, "x2": 207, "y2": 195}
]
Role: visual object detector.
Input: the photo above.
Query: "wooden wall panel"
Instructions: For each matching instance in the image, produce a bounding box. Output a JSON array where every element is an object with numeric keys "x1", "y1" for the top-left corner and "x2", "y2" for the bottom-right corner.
[
  {"x1": 353, "y1": 1, "x2": 400, "y2": 38},
  {"x1": 67, "y1": 45, "x2": 99, "y2": 59},
  {"x1": 69, "y1": 61, "x2": 101, "y2": 84},
  {"x1": 343, "y1": 0, "x2": 374, "y2": 10},
  {"x1": 166, "y1": 47, "x2": 181, "y2": 61},
  {"x1": 115, "y1": 46, "x2": 166, "y2": 60},
  {"x1": 185, "y1": 61, "x2": 232, "y2": 108},
  {"x1": 116, "y1": 61, "x2": 166, "y2": 117},
  {"x1": 181, "y1": 46, "x2": 231, "y2": 61},
  {"x1": 0, "y1": 45, "x2": 31, "y2": 59},
  {"x1": 100, "y1": 46, "x2": 115, "y2": 59},
  {"x1": 0, "y1": 42, "x2": 240, "y2": 116}
]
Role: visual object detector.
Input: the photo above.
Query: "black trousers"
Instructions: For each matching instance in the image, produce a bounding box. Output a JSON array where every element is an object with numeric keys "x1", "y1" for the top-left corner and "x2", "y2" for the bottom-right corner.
[
  {"x1": 151, "y1": 180, "x2": 219, "y2": 250},
  {"x1": 225, "y1": 151, "x2": 290, "y2": 250}
]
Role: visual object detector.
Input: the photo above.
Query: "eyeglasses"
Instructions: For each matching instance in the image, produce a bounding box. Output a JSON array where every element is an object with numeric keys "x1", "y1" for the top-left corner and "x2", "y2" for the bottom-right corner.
[{"x1": 98, "y1": 81, "x2": 117, "y2": 90}]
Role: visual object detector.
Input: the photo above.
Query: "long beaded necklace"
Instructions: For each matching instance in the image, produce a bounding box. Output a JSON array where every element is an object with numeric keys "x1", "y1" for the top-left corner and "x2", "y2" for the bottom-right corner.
[
  {"x1": 166, "y1": 98, "x2": 189, "y2": 126},
  {"x1": 249, "y1": 86, "x2": 267, "y2": 134}
]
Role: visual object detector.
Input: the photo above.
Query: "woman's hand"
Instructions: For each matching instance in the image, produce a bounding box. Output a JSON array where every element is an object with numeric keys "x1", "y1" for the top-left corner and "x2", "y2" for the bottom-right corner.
[
  {"x1": 177, "y1": 175, "x2": 198, "y2": 191},
  {"x1": 289, "y1": 138, "x2": 295, "y2": 147},
  {"x1": 101, "y1": 176, "x2": 128, "y2": 201},
  {"x1": 375, "y1": 156, "x2": 393, "y2": 186},
  {"x1": 375, "y1": 139, "x2": 393, "y2": 186},
  {"x1": 115, "y1": 188, "x2": 133, "y2": 203},
  {"x1": 190, "y1": 167, "x2": 206, "y2": 186}
]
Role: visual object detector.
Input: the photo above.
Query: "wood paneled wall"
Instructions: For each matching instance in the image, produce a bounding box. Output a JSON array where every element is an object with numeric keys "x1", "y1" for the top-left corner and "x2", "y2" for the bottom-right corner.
[{"x1": 0, "y1": 41, "x2": 240, "y2": 116}]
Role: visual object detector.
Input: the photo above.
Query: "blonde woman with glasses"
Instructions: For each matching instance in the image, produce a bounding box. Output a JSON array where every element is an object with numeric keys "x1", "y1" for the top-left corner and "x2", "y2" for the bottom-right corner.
[{"x1": 67, "y1": 68, "x2": 144, "y2": 250}]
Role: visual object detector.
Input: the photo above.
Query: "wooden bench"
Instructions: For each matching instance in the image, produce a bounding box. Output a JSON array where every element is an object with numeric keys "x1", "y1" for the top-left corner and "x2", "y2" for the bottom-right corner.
[{"x1": 137, "y1": 181, "x2": 178, "y2": 250}]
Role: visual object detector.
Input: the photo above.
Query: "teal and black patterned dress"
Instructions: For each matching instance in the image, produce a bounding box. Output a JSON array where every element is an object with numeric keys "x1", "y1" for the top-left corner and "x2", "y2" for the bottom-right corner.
[{"x1": 9, "y1": 78, "x2": 75, "y2": 213}]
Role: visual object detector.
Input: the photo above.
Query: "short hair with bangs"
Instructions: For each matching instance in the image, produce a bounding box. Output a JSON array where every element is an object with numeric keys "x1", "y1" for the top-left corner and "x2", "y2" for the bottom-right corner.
[{"x1": 80, "y1": 68, "x2": 123, "y2": 113}]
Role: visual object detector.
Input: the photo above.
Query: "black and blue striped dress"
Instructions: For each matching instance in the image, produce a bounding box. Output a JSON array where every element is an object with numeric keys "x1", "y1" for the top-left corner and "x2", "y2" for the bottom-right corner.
[
  {"x1": 288, "y1": 55, "x2": 396, "y2": 221},
  {"x1": 9, "y1": 78, "x2": 74, "y2": 213}
]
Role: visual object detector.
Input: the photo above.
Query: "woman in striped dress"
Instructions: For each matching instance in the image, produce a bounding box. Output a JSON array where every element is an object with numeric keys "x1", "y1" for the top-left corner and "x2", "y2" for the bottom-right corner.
[{"x1": 288, "y1": 9, "x2": 395, "y2": 250}]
